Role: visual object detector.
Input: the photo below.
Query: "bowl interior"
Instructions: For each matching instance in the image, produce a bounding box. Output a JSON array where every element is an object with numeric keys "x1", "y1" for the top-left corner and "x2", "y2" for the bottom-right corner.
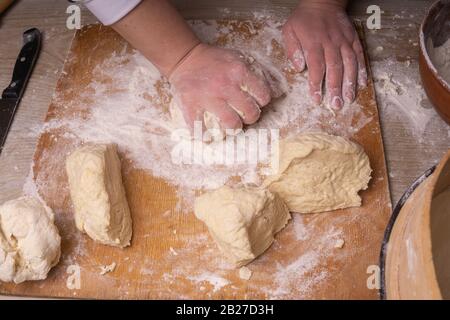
[
  {"x1": 423, "y1": 1, "x2": 450, "y2": 48},
  {"x1": 430, "y1": 155, "x2": 450, "y2": 299}
]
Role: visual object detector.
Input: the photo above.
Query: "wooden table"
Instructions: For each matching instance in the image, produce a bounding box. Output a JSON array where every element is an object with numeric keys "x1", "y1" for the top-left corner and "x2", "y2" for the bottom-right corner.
[{"x1": 0, "y1": 0, "x2": 449, "y2": 299}]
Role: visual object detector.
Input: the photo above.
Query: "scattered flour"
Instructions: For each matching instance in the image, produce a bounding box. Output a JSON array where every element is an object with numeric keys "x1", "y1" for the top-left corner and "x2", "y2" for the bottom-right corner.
[
  {"x1": 169, "y1": 247, "x2": 178, "y2": 256},
  {"x1": 372, "y1": 58, "x2": 436, "y2": 139},
  {"x1": 187, "y1": 272, "x2": 231, "y2": 292},
  {"x1": 271, "y1": 251, "x2": 324, "y2": 297}
]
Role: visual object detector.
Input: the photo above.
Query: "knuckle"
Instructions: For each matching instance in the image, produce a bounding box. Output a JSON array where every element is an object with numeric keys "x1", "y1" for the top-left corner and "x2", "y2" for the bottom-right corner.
[{"x1": 327, "y1": 60, "x2": 343, "y2": 71}]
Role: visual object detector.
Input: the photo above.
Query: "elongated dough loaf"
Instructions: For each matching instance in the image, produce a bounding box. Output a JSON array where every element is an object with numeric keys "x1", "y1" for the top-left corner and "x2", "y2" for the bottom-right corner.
[{"x1": 66, "y1": 144, "x2": 132, "y2": 247}]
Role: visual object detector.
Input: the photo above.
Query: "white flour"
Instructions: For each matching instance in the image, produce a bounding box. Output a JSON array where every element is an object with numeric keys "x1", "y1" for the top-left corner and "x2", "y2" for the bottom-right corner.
[
  {"x1": 427, "y1": 38, "x2": 450, "y2": 85},
  {"x1": 187, "y1": 272, "x2": 231, "y2": 292},
  {"x1": 372, "y1": 58, "x2": 436, "y2": 139}
]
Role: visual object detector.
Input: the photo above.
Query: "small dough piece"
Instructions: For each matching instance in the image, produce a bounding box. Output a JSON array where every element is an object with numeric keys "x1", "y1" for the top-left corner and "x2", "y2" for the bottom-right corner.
[
  {"x1": 0, "y1": 197, "x2": 61, "y2": 284},
  {"x1": 99, "y1": 262, "x2": 116, "y2": 275},
  {"x1": 334, "y1": 239, "x2": 345, "y2": 249},
  {"x1": 264, "y1": 133, "x2": 371, "y2": 213},
  {"x1": 239, "y1": 266, "x2": 253, "y2": 280},
  {"x1": 195, "y1": 186, "x2": 291, "y2": 267},
  {"x1": 66, "y1": 144, "x2": 132, "y2": 247}
]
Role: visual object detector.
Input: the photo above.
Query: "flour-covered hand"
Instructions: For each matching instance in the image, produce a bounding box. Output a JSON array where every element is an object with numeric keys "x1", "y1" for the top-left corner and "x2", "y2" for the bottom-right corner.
[
  {"x1": 169, "y1": 44, "x2": 272, "y2": 130},
  {"x1": 282, "y1": 0, "x2": 367, "y2": 109}
]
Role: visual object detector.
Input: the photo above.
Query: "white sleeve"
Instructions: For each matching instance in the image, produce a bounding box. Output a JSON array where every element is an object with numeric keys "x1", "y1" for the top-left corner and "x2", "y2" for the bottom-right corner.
[{"x1": 84, "y1": 0, "x2": 142, "y2": 26}]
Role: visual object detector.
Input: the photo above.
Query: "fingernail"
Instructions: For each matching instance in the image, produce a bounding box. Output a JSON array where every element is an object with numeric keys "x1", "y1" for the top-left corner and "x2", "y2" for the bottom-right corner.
[
  {"x1": 344, "y1": 89, "x2": 355, "y2": 104},
  {"x1": 331, "y1": 96, "x2": 343, "y2": 110},
  {"x1": 312, "y1": 91, "x2": 322, "y2": 105}
]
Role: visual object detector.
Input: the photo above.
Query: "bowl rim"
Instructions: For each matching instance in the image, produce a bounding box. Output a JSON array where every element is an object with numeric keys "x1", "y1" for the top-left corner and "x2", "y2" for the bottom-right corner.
[
  {"x1": 380, "y1": 149, "x2": 450, "y2": 299},
  {"x1": 419, "y1": 0, "x2": 450, "y2": 91},
  {"x1": 379, "y1": 166, "x2": 436, "y2": 300}
]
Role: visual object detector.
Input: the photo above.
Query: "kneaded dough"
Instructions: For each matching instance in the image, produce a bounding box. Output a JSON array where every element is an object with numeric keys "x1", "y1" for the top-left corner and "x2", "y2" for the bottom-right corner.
[
  {"x1": 0, "y1": 197, "x2": 61, "y2": 284},
  {"x1": 264, "y1": 132, "x2": 372, "y2": 213},
  {"x1": 195, "y1": 186, "x2": 291, "y2": 267},
  {"x1": 66, "y1": 144, "x2": 132, "y2": 247}
]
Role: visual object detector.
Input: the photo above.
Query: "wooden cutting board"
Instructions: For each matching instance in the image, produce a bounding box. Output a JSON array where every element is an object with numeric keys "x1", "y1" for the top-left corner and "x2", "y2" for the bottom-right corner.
[{"x1": 0, "y1": 21, "x2": 391, "y2": 299}]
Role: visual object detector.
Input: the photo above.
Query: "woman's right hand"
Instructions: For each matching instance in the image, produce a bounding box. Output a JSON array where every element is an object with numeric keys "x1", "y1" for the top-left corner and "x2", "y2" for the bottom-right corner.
[{"x1": 169, "y1": 44, "x2": 272, "y2": 130}]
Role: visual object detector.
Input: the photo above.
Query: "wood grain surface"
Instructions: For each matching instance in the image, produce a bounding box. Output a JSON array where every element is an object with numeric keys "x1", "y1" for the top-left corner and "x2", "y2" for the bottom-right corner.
[{"x1": 0, "y1": 21, "x2": 391, "y2": 299}]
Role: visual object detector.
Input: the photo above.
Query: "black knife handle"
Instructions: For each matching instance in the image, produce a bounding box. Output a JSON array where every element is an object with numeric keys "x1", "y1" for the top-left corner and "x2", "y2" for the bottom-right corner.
[{"x1": 2, "y1": 28, "x2": 41, "y2": 100}]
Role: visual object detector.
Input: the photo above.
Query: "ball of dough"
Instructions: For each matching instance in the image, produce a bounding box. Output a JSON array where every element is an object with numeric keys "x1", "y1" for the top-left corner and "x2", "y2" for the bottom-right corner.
[
  {"x1": 195, "y1": 186, "x2": 291, "y2": 267},
  {"x1": 66, "y1": 144, "x2": 132, "y2": 247},
  {"x1": 0, "y1": 197, "x2": 61, "y2": 284},
  {"x1": 264, "y1": 132, "x2": 372, "y2": 213}
]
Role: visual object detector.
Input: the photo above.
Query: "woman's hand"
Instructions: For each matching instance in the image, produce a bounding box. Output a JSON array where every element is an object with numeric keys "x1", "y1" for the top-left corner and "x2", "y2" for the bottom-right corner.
[
  {"x1": 169, "y1": 44, "x2": 272, "y2": 130},
  {"x1": 282, "y1": 0, "x2": 367, "y2": 109}
]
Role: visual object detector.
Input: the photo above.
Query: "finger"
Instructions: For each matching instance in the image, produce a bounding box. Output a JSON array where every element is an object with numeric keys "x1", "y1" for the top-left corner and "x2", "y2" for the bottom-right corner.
[
  {"x1": 227, "y1": 88, "x2": 261, "y2": 125},
  {"x1": 304, "y1": 45, "x2": 325, "y2": 105},
  {"x1": 204, "y1": 100, "x2": 243, "y2": 130},
  {"x1": 282, "y1": 24, "x2": 306, "y2": 71},
  {"x1": 241, "y1": 71, "x2": 272, "y2": 107},
  {"x1": 353, "y1": 39, "x2": 367, "y2": 88},
  {"x1": 341, "y1": 44, "x2": 357, "y2": 104},
  {"x1": 180, "y1": 100, "x2": 204, "y2": 131},
  {"x1": 324, "y1": 45, "x2": 344, "y2": 110}
]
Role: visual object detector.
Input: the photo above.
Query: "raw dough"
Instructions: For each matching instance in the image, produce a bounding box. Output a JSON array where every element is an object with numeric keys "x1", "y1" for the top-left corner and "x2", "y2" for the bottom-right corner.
[
  {"x1": 334, "y1": 239, "x2": 345, "y2": 249},
  {"x1": 239, "y1": 266, "x2": 253, "y2": 280},
  {"x1": 66, "y1": 144, "x2": 132, "y2": 247},
  {"x1": 264, "y1": 133, "x2": 372, "y2": 213},
  {"x1": 0, "y1": 197, "x2": 61, "y2": 284},
  {"x1": 99, "y1": 262, "x2": 116, "y2": 275},
  {"x1": 194, "y1": 186, "x2": 291, "y2": 267}
]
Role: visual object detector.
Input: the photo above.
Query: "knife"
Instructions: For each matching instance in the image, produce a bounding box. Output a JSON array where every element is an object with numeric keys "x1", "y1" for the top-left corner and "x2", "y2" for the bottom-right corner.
[{"x1": 0, "y1": 28, "x2": 41, "y2": 155}]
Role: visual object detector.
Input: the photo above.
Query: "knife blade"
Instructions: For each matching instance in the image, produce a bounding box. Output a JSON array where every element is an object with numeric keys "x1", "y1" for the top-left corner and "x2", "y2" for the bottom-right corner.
[{"x1": 0, "y1": 28, "x2": 41, "y2": 154}]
